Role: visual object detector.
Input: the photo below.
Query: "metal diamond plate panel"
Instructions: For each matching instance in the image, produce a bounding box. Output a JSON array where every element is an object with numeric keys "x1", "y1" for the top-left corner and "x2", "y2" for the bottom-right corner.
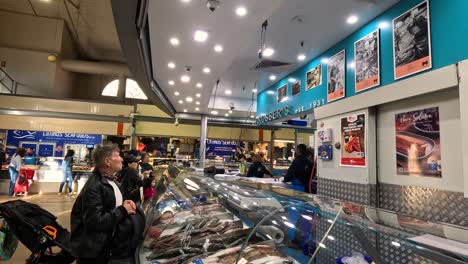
[
  {"x1": 377, "y1": 233, "x2": 439, "y2": 264},
  {"x1": 317, "y1": 177, "x2": 377, "y2": 206},
  {"x1": 379, "y1": 183, "x2": 468, "y2": 227}
]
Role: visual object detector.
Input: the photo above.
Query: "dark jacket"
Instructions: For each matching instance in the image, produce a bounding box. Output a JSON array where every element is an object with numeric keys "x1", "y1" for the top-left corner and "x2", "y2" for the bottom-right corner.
[
  {"x1": 120, "y1": 167, "x2": 143, "y2": 204},
  {"x1": 70, "y1": 169, "x2": 128, "y2": 259},
  {"x1": 110, "y1": 207, "x2": 145, "y2": 259},
  {"x1": 0, "y1": 150, "x2": 6, "y2": 165},
  {"x1": 246, "y1": 162, "x2": 272, "y2": 178},
  {"x1": 284, "y1": 154, "x2": 313, "y2": 187}
]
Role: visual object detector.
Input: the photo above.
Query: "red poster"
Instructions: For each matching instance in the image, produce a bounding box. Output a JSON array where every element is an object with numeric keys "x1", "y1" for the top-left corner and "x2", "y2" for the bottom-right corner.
[{"x1": 340, "y1": 114, "x2": 366, "y2": 167}]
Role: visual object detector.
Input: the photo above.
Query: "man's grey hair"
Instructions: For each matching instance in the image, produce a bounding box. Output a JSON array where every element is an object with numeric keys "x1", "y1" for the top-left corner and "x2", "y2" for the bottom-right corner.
[{"x1": 93, "y1": 144, "x2": 120, "y2": 168}]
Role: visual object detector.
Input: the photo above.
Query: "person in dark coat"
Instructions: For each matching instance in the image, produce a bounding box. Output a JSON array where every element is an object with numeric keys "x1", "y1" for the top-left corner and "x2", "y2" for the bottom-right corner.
[
  {"x1": 246, "y1": 154, "x2": 272, "y2": 178},
  {"x1": 283, "y1": 144, "x2": 313, "y2": 192},
  {"x1": 139, "y1": 152, "x2": 153, "y2": 177},
  {"x1": 70, "y1": 145, "x2": 137, "y2": 263},
  {"x1": 120, "y1": 155, "x2": 143, "y2": 204}
]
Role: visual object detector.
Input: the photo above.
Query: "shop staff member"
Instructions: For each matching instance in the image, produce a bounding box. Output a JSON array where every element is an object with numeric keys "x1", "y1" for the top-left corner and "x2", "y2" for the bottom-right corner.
[
  {"x1": 246, "y1": 154, "x2": 272, "y2": 178},
  {"x1": 8, "y1": 147, "x2": 25, "y2": 196},
  {"x1": 283, "y1": 144, "x2": 313, "y2": 192},
  {"x1": 70, "y1": 145, "x2": 137, "y2": 263}
]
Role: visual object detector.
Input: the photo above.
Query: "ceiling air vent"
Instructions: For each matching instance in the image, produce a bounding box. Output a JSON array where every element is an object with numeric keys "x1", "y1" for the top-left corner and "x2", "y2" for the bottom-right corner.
[{"x1": 251, "y1": 59, "x2": 295, "y2": 73}]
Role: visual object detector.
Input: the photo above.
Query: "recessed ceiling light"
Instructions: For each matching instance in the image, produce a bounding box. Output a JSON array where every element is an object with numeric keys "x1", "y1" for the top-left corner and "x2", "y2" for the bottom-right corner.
[
  {"x1": 263, "y1": 47, "x2": 275, "y2": 57},
  {"x1": 169, "y1": 37, "x2": 180, "y2": 46},
  {"x1": 194, "y1": 30, "x2": 208, "y2": 42},
  {"x1": 267, "y1": 90, "x2": 275, "y2": 95},
  {"x1": 181, "y1": 75, "x2": 191, "y2": 83},
  {"x1": 288, "y1": 78, "x2": 297, "y2": 83},
  {"x1": 196, "y1": 101, "x2": 200, "y2": 105},
  {"x1": 214, "y1": 44, "x2": 223, "y2": 53},
  {"x1": 183, "y1": 109, "x2": 188, "y2": 112},
  {"x1": 225, "y1": 90, "x2": 232, "y2": 95},
  {"x1": 196, "y1": 93, "x2": 201, "y2": 97},
  {"x1": 168, "y1": 80, "x2": 175, "y2": 85},
  {"x1": 321, "y1": 58, "x2": 329, "y2": 64},
  {"x1": 195, "y1": 107, "x2": 200, "y2": 111},
  {"x1": 178, "y1": 100, "x2": 183, "y2": 104},
  {"x1": 252, "y1": 89, "x2": 257, "y2": 93},
  {"x1": 181, "y1": 0, "x2": 191, "y2": 2},
  {"x1": 186, "y1": 96, "x2": 193, "y2": 102},
  {"x1": 196, "y1": 83, "x2": 203, "y2": 88},
  {"x1": 269, "y1": 75, "x2": 276, "y2": 81},
  {"x1": 379, "y1": 21, "x2": 389, "y2": 29},
  {"x1": 228, "y1": 110, "x2": 233, "y2": 114},
  {"x1": 235, "y1": 6, "x2": 247, "y2": 17},
  {"x1": 297, "y1": 54, "x2": 306, "y2": 61},
  {"x1": 347, "y1": 15, "x2": 358, "y2": 24},
  {"x1": 203, "y1": 67, "x2": 211, "y2": 73},
  {"x1": 250, "y1": 115, "x2": 255, "y2": 118},
  {"x1": 211, "y1": 110, "x2": 218, "y2": 115},
  {"x1": 168, "y1": 62, "x2": 176, "y2": 69},
  {"x1": 174, "y1": 91, "x2": 180, "y2": 96},
  {"x1": 225, "y1": 113, "x2": 229, "y2": 117}
]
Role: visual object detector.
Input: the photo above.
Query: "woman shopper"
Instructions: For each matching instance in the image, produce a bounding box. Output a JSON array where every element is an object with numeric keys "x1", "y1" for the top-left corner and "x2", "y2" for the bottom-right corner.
[
  {"x1": 246, "y1": 154, "x2": 272, "y2": 178},
  {"x1": 8, "y1": 148, "x2": 25, "y2": 196},
  {"x1": 59, "y1": 149, "x2": 75, "y2": 194}
]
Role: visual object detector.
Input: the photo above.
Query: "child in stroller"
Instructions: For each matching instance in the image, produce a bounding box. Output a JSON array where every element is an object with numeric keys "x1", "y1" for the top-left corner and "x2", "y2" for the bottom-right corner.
[{"x1": 0, "y1": 200, "x2": 75, "y2": 264}]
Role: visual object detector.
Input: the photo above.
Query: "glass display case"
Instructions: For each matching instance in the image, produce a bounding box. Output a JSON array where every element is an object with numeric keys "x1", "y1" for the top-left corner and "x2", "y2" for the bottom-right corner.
[{"x1": 138, "y1": 167, "x2": 468, "y2": 264}]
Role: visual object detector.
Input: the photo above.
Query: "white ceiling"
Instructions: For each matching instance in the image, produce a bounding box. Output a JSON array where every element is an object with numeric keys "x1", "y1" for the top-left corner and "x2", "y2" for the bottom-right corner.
[
  {"x1": 0, "y1": 0, "x2": 124, "y2": 62},
  {"x1": 147, "y1": 0, "x2": 399, "y2": 116}
]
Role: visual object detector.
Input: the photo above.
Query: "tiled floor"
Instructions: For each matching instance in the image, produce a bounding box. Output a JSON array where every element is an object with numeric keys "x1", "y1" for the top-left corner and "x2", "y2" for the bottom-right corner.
[{"x1": 0, "y1": 193, "x2": 76, "y2": 263}]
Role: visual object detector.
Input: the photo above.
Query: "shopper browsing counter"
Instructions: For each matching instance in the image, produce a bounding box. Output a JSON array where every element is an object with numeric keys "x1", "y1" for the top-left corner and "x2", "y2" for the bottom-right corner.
[
  {"x1": 246, "y1": 154, "x2": 272, "y2": 178},
  {"x1": 283, "y1": 144, "x2": 313, "y2": 193}
]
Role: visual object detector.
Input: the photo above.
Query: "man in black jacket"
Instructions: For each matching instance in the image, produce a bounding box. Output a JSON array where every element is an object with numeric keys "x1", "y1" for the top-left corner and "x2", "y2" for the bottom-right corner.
[
  {"x1": 70, "y1": 145, "x2": 137, "y2": 263},
  {"x1": 283, "y1": 144, "x2": 313, "y2": 193}
]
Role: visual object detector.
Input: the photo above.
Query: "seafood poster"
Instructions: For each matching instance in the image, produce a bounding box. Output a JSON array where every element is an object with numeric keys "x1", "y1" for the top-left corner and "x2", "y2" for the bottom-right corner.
[
  {"x1": 393, "y1": 0, "x2": 432, "y2": 79},
  {"x1": 340, "y1": 113, "x2": 366, "y2": 167},
  {"x1": 327, "y1": 50, "x2": 346, "y2": 102},
  {"x1": 395, "y1": 107, "x2": 441, "y2": 177},
  {"x1": 355, "y1": 29, "x2": 380, "y2": 92}
]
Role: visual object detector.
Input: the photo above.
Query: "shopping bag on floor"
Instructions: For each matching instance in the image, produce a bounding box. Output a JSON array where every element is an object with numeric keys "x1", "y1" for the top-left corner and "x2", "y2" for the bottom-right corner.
[
  {"x1": 14, "y1": 174, "x2": 28, "y2": 194},
  {"x1": 0, "y1": 219, "x2": 18, "y2": 260}
]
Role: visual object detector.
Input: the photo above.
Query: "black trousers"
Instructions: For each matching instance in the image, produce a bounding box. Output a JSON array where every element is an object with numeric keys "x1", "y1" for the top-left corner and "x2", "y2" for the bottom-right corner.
[{"x1": 77, "y1": 256, "x2": 108, "y2": 264}]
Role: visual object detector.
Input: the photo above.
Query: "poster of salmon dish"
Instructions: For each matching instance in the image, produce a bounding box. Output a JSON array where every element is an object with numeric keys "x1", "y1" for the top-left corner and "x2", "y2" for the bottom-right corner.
[{"x1": 395, "y1": 107, "x2": 441, "y2": 177}]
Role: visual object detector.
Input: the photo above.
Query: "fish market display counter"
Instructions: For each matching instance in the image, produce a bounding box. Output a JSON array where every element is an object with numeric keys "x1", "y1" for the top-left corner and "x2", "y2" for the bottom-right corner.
[{"x1": 138, "y1": 169, "x2": 468, "y2": 264}]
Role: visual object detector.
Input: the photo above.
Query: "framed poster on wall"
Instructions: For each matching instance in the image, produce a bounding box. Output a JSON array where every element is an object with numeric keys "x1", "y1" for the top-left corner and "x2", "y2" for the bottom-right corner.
[
  {"x1": 395, "y1": 107, "x2": 441, "y2": 177},
  {"x1": 306, "y1": 64, "x2": 322, "y2": 91},
  {"x1": 291, "y1": 80, "x2": 301, "y2": 96},
  {"x1": 277, "y1": 84, "x2": 287, "y2": 103},
  {"x1": 327, "y1": 50, "x2": 346, "y2": 102},
  {"x1": 393, "y1": 0, "x2": 432, "y2": 80},
  {"x1": 340, "y1": 113, "x2": 366, "y2": 167},
  {"x1": 355, "y1": 29, "x2": 380, "y2": 93}
]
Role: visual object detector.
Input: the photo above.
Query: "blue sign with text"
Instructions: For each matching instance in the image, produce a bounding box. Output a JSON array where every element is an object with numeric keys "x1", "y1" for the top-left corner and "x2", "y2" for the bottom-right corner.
[{"x1": 205, "y1": 139, "x2": 242, "y2": 161}]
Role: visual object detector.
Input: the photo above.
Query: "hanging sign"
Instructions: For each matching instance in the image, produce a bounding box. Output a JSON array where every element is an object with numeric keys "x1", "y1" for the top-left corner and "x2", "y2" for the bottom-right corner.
[{"x1": 340, "y1": 113, "x2": 366, "y2": 167}]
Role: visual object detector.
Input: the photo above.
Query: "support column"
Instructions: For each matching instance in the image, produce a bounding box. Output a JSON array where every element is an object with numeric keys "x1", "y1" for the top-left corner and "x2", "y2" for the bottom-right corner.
[
  {"x1": 269, "y1": 130, "x2": 275, "y2": 171},
  {"x1": 458, "y1": 60, "x2": 468, "y2": 198},
  {"x1": 199, "y1": 115, "x2": 208, "y2": 164},
  {"x1": 118, "y1": 74, "x2": 127, "y2": 102},
  {"x1": 130, "y1": 105, "x2": 137, "y2": 150}
]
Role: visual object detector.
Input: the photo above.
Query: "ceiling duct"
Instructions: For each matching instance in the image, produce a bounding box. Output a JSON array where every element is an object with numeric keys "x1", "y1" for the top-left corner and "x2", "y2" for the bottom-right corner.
[{"x1": 251, "y1": 59, "x2": 295, "y2": 73}]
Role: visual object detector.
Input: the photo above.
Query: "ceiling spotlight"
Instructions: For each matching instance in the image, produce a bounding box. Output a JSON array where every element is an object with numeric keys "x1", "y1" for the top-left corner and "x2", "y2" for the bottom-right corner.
[
  {"x1": 347, "y1": 15, "x2": 358, "y2": 24},
  {"x1": 168, "y1": 62, "x2": 176, "y2": 69},
  {"x1": 169, "y1": 37, "x2": 180, "y2": 46},
  {"x1": 214, "y1": 44, "x2": 223, "y2": 53},
  {"x1": 196, "y1": 83, "x2": 203, "y2": 88},
  {"x1": 196, "y1": 101, "x2": 200, "y2": 105},
  {"x1": 195, "y1": 93, "x2": 201, "y2": 98},
  {"x1": 174, "y1": 91, "x2": 180, "y2": 96},
  {"x1": 211, "y1": 110, "x2": 218, "y2": 115},
  {"x1": 195, "y1": 107, "x2": 200, "y2": 111},
  {"x1": 252, "y1": 89, "x2": 257, "y2": 93},
  {"x1": 181, "y1": 0, "x2": 191, "y2": 2},
  {"x1": 203, "y1": 67, "x2": 211, "y2": 73},
  {"x1": 178, "y1": 100, "x2": 183, "y2": 104},
  {"x1": 225, "y1": 90, "x2": 232, "y2": 95},
  {"x1": 263, "y1": 47, "x2": 275, "y2": 57},
  {"x1": 379, "y1": 21, "x2": 390, "y2": 29},
  {"x1": 269, "y1": 75, "x2": 276, "y2": 81},
  {"x1": 181, "y1": 75, "x2": 191, "y2": 83},
  {"x1": 194, "y1": 30, "x2": 208, "y2": 42},
  {"x1": 183, "y1": 109, "x2": 188, "y2": 112},
  {"x1": 297, "y1": 54, "x2": 306, "y2": 61},
  {"x1": 225, "y1": 113, "x2": 229, "y2": 117},
  {"x1": 321, "y1": 58, "x2": 329, "y2": 64},
  {"x1": 267, "y1": 90, "x2": 275, "y2": 95},
  {"x1": 288, "y1": 78, "x2": 297, "y2": 83},
  {"x1": 186, "y1": 97, "x2": 193, "y2": 102},
  {"x1": 250, "y1": 115, "x2": 255, "y2": 118},
  {"x1": 235, "y1": 6, "x2": 247, "y2": 17},
  {"x1": 228, "y1": 110, "x2": 233, "y2": 114},
  {"x1": 168, "y1": 80, "x2": 175, "y2": 86}
]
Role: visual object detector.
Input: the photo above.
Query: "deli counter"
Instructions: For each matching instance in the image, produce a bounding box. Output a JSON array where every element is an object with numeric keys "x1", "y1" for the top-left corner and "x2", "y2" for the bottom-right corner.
[{"x1": 139, "y1": 167, "x2": 468, "y2": 264}]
